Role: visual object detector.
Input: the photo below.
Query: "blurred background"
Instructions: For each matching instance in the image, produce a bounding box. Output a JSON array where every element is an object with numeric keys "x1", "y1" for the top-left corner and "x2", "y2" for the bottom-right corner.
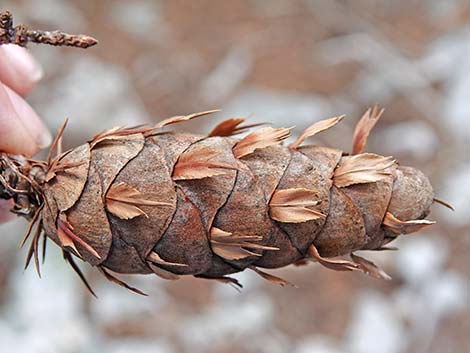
[{"x1": 0, "y1": 1, "x2": 469, "y2": 353}]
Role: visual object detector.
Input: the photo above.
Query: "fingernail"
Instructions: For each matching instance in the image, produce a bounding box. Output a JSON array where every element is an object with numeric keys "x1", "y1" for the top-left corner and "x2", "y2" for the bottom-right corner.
[
  {"x1": 36, "y1": 125, "x2": 53, "y2": 148},
  {"x1": 4, "y1": 84, "x2": 52, "y2": 149},
  {"x1": 2, "y1": 44, "x2": 44, "y2": 83}
]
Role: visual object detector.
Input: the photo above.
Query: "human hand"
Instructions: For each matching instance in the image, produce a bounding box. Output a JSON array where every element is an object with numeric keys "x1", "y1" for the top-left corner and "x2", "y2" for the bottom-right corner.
[{"x1": 0, "y1": 44, "x2": 52, "y2": 223}]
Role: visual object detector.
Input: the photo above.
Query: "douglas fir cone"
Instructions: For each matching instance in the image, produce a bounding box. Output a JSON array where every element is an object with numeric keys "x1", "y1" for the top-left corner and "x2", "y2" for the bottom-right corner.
[{"x1": 0, "y1": 11, "x2": 451, "y2": 295}]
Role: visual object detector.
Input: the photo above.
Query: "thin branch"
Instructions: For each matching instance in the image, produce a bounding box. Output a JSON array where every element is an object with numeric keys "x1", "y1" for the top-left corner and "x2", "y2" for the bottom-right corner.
[{"x1": 0, "y1": 11, "x2": 98, "y2": 48}]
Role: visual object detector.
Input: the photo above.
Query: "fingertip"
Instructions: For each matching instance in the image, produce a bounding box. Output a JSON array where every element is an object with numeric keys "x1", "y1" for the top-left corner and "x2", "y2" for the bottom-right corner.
[
  {"x1": 4, "y1": 84, "x2": 52, "y2": 149},
  {"x1": 0, "y1": 44, "x2": 44, "y2": 97},
  {"x1": 0, "y1": 83, "x2": 45, "y2": 156}
]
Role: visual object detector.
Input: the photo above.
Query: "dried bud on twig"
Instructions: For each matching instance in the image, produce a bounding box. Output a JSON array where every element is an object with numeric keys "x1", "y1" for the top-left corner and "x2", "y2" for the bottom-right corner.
[{"x1": 0, "y1": 11, "x2": 97, "y2": 48}]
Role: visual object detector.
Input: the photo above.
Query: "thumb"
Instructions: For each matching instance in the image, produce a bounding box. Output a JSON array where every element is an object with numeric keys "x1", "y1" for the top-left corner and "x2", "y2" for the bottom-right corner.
[{"x1": 0, "y1": 82, "x2": 52, "y2": 156}]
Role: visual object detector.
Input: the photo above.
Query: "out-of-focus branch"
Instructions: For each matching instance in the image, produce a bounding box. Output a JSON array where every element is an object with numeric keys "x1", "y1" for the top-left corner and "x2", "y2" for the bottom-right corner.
[{"x1": 0, "y1": 10, "x2": 97, "y2": 48}]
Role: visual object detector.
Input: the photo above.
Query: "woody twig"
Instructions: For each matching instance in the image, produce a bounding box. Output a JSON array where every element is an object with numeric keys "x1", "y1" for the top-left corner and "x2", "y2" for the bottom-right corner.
[{"x1": 0, "y1": 10, "x2": 97, "y2": 48}]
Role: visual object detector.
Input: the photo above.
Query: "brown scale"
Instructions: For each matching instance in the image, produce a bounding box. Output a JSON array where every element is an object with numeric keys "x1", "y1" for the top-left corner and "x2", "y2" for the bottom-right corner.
[
  {"x1": 152, "y1": 189, "x2": 211, "y2": 276},
  {"x1": 313, "y1": 186, "x2": 367, "y2": 258},
  {"x1": 275, "y1": 150, "x2": 330, "y2": 253},
  {"x1": 245, "y1": 146, "x2": 302, "y2": 269},
  {"x1": 105, "y1": 140, "x2": 176, "y2": 274},
  {"x1": 167, "y1": 137, "x2": 239, "y2": 277}
]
